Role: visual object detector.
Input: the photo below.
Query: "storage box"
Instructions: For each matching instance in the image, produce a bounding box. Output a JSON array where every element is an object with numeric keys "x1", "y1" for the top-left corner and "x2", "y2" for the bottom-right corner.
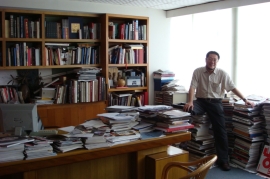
[
  {"x1": 257, "y1": 145, "x2": 270, "y2": 177},
  {"x1": 41, "y1": 88, "x2": 56, "y2": 99},
  {"x1": 145, "y1": 146, "x2": 189, "y2": 179},
  {"x1": 126, "y1": 76, "x2": 141, "y2": 87}
]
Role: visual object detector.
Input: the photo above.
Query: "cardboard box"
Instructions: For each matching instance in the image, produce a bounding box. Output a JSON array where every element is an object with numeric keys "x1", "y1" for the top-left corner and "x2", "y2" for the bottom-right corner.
[
  {"x1": 257, "y1": 145, "x2": 270, "y2": 176},
  {"x1": 41, "y1": 88, "x2": 56, "y2": 99}
]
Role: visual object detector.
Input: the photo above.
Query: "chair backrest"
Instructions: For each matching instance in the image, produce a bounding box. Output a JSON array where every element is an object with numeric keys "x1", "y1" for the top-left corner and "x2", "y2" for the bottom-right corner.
[{"x1": 161, "y1": 154, "x2": 217, "y2": 179}]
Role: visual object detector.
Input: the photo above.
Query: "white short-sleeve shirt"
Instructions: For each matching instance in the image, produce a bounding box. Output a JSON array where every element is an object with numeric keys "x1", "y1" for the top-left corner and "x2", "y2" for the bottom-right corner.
[{"x1": 190, "y1": 67, "x2": 235, "y2": 98}]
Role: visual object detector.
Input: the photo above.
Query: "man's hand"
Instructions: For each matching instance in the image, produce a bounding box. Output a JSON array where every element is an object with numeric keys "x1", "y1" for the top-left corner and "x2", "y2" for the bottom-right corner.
[
  {"x1": 183, "y1": 102, "x2": 193, "y2": 112},
  {"x1": 245, "y1": 100, "x2": 255, "y2": 108}
]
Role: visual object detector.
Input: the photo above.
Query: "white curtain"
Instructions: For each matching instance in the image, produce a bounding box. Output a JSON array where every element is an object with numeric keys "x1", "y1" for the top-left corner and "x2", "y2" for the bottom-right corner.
[
  {"x1": 170, "y1": 9, "x2": 233, "y2": 92},
  {"x1": 236, "y1": 3, "x2": 270, "y2": 98}
]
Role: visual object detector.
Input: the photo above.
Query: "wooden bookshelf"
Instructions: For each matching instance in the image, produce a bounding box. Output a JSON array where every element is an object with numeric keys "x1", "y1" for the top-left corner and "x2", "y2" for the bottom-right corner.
[
  {"x1": 100, "y1": 14, "x2": 149, "y2": 107},
  {"x1": 0, "y1": 9, "x2": 149, "y2": 124}
]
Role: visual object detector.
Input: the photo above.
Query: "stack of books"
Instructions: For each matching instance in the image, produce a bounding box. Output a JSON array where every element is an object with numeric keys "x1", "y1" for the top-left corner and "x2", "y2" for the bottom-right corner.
[
  {"x1": 24, "y1": 137, "x2": 56, "y2": 160},
  {"x1": 153, "y1": 70, "x2": 175, "y2": 91},
  {"x1": 230, "y1": 97, "x2": 265, "y2": 171},
  {"x1": 137, "y1": 105, "x2": 173, "y2": 124},
  {"x1": 51, "y1": 137, "x2": 84, "y2": 153},
  {"x1": 154, "y1": 109, "x2": 193, "y2": 133},
  {"x1": 83, "y1": 136, "x2": 110, "y2": 150},
  {"x1": 222, "y1": 96, "x2": 235, "y2": 155},
  {"x1": 97, "y1": 112, "x2": 139, "y2": 132},
  {"x1": 0, "y1": 143, "x2": 25, "y2": 163},
  {"x1": 260, "y1": 101, "x2": 270, "y2": 143},
  {"x1": 185, "y1": 115, "x2": 215, "y2": 160},
  {"x1": 105, "y1": 130, "x2": 141, "y2": 145},
  {"x1": 75, "y1": 67, "x2": 101, "y2": 81}
]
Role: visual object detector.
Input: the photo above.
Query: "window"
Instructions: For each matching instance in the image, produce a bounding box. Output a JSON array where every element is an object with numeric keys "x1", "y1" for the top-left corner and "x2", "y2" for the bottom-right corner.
[
  {"x1": 170, "y1": 9, "x2": 233, "y2": 92},
  {"x1": 236, "y1": 3, "x2": 270, "y2": 98},
  {"x1": 170, "y1": 4, "x2": 269, "y2": 98}
]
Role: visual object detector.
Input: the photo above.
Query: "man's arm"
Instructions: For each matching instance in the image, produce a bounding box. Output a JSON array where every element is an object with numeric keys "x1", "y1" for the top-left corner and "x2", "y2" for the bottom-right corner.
[
  {"x1": 231, "y1": 88, "x2": 255, "y2": 107},
  {"x1": 183, "y1": 87, "x2": 195, "y2": 112}
]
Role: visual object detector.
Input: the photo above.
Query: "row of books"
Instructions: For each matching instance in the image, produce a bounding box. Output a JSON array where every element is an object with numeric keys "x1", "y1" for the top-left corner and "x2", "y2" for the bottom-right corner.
[
  {"x1": 6, "y1": 43, "x2": 40, "y2": 66},
  {"x1": 46, "y1": 19, "x2": 101, "y2": 40},
  {"x1": 108, "y1": 91, "x2": 148, "y2": 107},
  {"x1": 52, "y1": 77, "x2": 106, "y2": 104},
  {"x1": 0, "y1": 86, "x2": 24, "y2": 104},
  {"x1": 108, "y1": 44, "x2": 145, "y2": 64},
  {"x1": 109, "y1": 20, "x2": 147, "y2": 40},
  {"x1": 6, "y1": 14, "x2": 40, "y2": 38},
  {"x1": 44, "y1": 45, "x2": 99, "y2": 66}
]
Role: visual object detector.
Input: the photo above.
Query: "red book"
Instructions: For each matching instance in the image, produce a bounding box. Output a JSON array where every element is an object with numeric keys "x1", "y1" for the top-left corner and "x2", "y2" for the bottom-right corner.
[
  {"x1": 143, "y1": 91, "x2": 148, "y2": 105},
  {"x1": 24, "y1": 18, "x2": 29, "y2": 38},
  {"x1": 154, "y1": 123, "x2": 194, "y2": 132},
  {"x1": 119, "y1": 24, "x2": 125, "y2": 39},
  {"x1": 89, "y1": 22, "x2": 94, "y2": 39},
  {"x1": 138, "y1": 48, "x2": 144, "y2": 64},
  {"x1": 27, "y1": 48, "x2": 32, "y2": 66}
]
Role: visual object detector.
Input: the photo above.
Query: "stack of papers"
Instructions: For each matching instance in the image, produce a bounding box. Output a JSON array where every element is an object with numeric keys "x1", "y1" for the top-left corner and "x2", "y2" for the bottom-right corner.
[
  {"x1": 24, "y1": 140, "x2": 56, "y2": 160},
  {"x1": 0, "y1": 143, "x2": 25, "y2": 163}
]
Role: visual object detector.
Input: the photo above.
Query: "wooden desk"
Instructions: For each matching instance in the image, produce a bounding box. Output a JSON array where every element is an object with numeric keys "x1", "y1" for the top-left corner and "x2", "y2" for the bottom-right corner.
[{"x1": 0, "y1": 132, "x2": 191, "y2": 179}]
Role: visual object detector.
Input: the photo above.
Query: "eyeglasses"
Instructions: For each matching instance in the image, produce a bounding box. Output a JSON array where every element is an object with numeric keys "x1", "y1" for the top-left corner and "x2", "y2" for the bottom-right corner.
[{"x1": 207, "y1": 58, "x2": 218, "y2": 62}]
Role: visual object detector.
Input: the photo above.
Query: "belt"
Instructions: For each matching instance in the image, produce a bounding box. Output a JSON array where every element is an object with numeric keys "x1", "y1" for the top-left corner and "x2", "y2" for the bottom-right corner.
[{"x1": 197, "y1": 98, "x2": 222, "y2": 102}]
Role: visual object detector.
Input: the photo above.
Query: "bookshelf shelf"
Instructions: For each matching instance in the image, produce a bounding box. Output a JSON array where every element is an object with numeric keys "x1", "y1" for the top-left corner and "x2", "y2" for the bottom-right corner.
[
  {"x1": 108, "y1": 87, "x2": 147, "y2": 92},
  {"x1": 108, "y1": 64, "x2": 148, "y2": 67},
  {"x1": 108, "y1": 39, "x2": 147, "y2": 43}
]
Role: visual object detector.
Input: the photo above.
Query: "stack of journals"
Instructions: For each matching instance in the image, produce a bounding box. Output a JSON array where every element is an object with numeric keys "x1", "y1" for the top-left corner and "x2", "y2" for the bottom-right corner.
[
  {"x1": 153, "y1": 70, "x2": 175, "y2": 91},
  {"x1": 83, "y1": 136, "x2": 110, "y2": 150},
  {"x1": 222, "y1": 96, "x2": 235, "y2": 155},
  {"x1": 231, "y1": 138, "x2": 263, "y2": 170},
  {"x1": 97, "y1": 112, "x2": 139, "y2": 132},
  {"x1": 24, "y1": 138, "x2": 56, "y2": 160},
  {"x1": 137, "y1": 105, "x2": 173, "y2": 123},
  {"x1": 76, "y1": 67, "x2": 101, "y2": 81},
  {"x1": 105, "y1": 130, "x2": 141, "y2": 145},
  {"x1": 0, "y1": 143, "x2": 25, "y2": 163},
  {"x1": 230, "y1": 97, "x2": 265, "y2": 171},
  {"x1": 185, "y1": 115, "x2": 215, "y2": 160},
  {"x1": 51, "y1": 137, "x2": 84, "y2": 153},
  {"x1": 260, "y1": 101, "x2": 270, "y2": 143},
  {"x1": 154, "y1": 109, "x2": 193, "y2": 133}
]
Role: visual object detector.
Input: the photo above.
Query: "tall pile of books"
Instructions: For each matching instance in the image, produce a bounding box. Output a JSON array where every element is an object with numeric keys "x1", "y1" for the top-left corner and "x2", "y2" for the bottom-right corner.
[
  {"x1": 185, "y1": 115, "x2": 215, "y2": 161},
  {"x1": 153, "y1": 70, "x2": 175, "y2": 105},
  {"x1": 261, "y1": 101, "x2": 270, "y2": 144},
  {"x1": 222, "y1": 96, "x2": 235, "y2": 155},
  {"x1": 230, "y1": 98, "x2": 265, "y2": 171}
]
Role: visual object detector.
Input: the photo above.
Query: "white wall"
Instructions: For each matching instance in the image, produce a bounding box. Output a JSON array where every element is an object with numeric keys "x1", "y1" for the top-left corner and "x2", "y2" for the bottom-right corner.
[{"x1": 0, "y1": 0, "x2": 171, "y2": 104}]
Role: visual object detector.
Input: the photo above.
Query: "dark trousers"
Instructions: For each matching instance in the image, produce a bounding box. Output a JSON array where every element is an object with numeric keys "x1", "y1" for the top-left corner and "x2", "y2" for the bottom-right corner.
[{"x1": 192, "y1": 99, "x2": 229, "y2": 164}]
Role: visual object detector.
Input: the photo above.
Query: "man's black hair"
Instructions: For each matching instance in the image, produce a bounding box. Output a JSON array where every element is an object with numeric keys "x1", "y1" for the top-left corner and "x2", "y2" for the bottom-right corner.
[{"x1": 206, "y1": 51, "x2": 220, "y2": 59}]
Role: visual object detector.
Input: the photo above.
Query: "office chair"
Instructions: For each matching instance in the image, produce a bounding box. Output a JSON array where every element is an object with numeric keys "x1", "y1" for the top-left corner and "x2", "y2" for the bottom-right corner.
[{"x1": 161, "y1": 154, "x2": 217, "y2": 179}]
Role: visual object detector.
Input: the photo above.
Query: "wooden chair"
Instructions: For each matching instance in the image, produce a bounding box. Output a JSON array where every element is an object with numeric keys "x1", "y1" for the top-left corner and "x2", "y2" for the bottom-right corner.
[{"x1": 161, "y1": 154, "x2": 217, "y2": 179}]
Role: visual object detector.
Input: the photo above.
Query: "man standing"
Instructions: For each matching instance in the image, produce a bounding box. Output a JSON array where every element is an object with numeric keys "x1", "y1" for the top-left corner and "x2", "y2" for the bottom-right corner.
[{"x1": 183, "y1": 51, "x2": 254, "y2": 171}]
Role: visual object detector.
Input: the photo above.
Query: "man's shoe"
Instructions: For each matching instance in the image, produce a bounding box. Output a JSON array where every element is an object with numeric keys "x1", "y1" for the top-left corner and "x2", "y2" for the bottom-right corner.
[{"x1": 220, "y1": 162, "x2": 231, "y2": 171}]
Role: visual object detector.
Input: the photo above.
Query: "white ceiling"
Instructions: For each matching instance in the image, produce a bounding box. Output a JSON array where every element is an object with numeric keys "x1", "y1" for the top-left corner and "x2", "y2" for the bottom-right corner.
[{"x1": 72, "y1": 0, "x2": 223, "y2": 10}]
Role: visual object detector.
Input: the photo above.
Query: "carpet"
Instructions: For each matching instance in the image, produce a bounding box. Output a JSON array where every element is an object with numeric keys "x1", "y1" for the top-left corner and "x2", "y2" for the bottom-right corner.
[{"x1": 206, "y1": 165, "x2": 269, "y2": 179}]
